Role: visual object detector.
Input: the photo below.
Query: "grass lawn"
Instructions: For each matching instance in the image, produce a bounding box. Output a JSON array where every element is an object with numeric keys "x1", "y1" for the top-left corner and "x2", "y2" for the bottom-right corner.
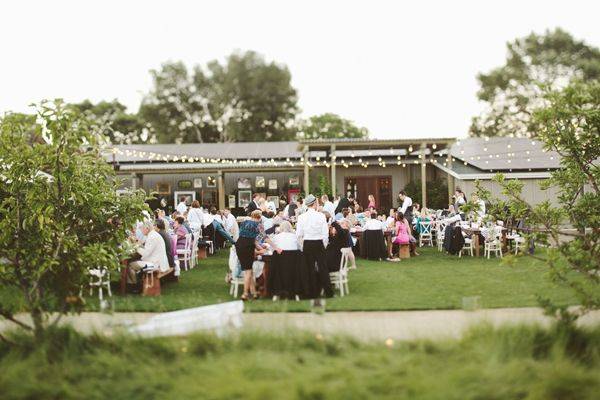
[
  {"x1": 85, "y1": 247, "x2": 578, "y2": 313},
  {"x1": 1, "y1": 324, "x2": 599, "y2": 399}
]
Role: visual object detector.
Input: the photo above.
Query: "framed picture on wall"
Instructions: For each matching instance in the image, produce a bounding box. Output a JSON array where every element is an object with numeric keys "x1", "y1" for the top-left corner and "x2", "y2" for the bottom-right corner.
[
  {"x1": 289, "y1": 176, "x2": 300, "y2": 186},
  {"x1": 256, "y1": 176, "x2": 265, "y2": 188},
  {"x1": 178, "y1": 180, "x2": 193, "y2": 189},
  {"x1": 237, "y1": 177, "x2": 251, "y2": 189},
  {"x1": 228, "y1": 195, "x2": 236, "y2": 209},
  {"x1": 268, "y1": 179, "x2": 278, "y2": 190},
  {"x1": 156, "y1": 182, "x2": 171, "y2": 195},
  {"x1": 206, "y1": 176, "x2": 216, "y2": 188},
  {"x1": 238, "y1": 190, "x2": 252, "y2": 208},
  {"x1": 193, "y1": 178, "x2": 203, "y2": 188}
]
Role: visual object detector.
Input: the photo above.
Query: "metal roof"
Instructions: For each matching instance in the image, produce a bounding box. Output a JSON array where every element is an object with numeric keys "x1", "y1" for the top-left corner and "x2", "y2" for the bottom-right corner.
[{"x1": 449, "y1": 137, "x2": 561, "y2": 171}]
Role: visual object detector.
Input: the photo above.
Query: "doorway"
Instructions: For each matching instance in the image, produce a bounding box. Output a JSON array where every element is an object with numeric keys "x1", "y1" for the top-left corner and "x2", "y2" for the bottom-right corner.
[{"x1": 344, "y1": 176, "x2": 393, "y2": 212}]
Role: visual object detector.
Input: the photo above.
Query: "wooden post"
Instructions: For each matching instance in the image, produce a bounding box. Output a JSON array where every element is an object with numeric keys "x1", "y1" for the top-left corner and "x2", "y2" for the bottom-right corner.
[
  {"x1": 330, "y1": 144, "x2": 336, "y2": 198},
  {"x1": 446, "y1": 152, "x2": 454, "y2": 206},
  {"x1": 303, "y1": 145, "x2": 310, "y2": 197},
  {"x1": 217, "y1": 170, "x2": 225, "y2": 210},
  {"x1": 420, "y1": 143, "x2": 427, "y2": 209}
]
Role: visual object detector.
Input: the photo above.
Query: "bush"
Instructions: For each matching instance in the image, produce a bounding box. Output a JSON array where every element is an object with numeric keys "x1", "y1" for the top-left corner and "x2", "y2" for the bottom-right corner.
[{"x1": 404, "y1": 178, "x2": 448, "y2": 210}]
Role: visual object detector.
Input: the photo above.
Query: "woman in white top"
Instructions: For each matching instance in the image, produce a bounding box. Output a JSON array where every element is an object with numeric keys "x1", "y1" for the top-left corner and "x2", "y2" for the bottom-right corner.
[
  {"x1": 187, "y1": 200, "x2": 204, "y2": 231},
  {"x1": 271, "y1": 221, "x2": 299, "y2": 251}
]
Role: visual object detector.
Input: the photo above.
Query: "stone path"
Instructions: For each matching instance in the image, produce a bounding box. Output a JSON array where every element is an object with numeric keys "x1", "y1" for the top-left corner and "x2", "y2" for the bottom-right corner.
[{"x1": 2, "y1": 307, "x2": 599, "y2": 342}]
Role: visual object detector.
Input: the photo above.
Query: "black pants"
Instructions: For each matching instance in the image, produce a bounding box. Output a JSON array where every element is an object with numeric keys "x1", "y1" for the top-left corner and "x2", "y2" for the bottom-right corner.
[{"x1": 303, "y1": 240, "x2": 333, "y2": 298}]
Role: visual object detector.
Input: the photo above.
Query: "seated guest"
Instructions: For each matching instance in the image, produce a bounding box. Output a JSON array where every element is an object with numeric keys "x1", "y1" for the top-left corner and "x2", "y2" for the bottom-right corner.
[
  {"x1": 355, "y1": 206, "x2": 366, "y2": 226},
  {"x1": 391, "y1": 212, "x2": 411, "y2": 260},
  {"x1": 173, "y1": 216, "x2": 189, "y2": 250},
  {"x1": 127, "y1": 221, "x2": 170, "y2": 285},
  {"x1": 344, "y1": 208, "x2": 357, "y2": 226},
  {"x1": 223, "y1": 208, "x2": 239, "y2": 241},
  {"x1": 271, "y1": 221, "x2": 299, "y2": 251},
  {"x1": 204, "y1": 207, "x2": 236, "y2": 245},
  {"x1": 262, "y1": 210, "x2": 275, "y2": 234},
  {"x1": 413, "y1": 202, "x2": 421, "y2": 217},
  {"x1": 327, "y1": 219, "x2": 351, "y2": 272},
  {"x1": 339, "y1": 219, "x2": 357, "y2": 269},
  {"x1": 181, "y1": 211, "x2": 193, "y2": 233},
  {"x1": 155, "y1": 219, "x2": 175, "y2": 269},
  {"x1": 273, "y1": 210, "x2": 285, "y2": 226},
  {"x1": 362, "y1": 212, "x2": 388, "y2": 260},
  {"x1": 269, "y1": 221, "x2": 304, "y2": 300},
  {"x1": 364, "y1": 212, "x2": 384, "y2": 231}
]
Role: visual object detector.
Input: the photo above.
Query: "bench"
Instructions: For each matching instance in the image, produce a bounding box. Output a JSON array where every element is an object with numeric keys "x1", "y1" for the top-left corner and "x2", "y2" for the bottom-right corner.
[
  {"x1": 399, "y1": 244, "x2": 411, "y2": 259},
  {"x1": 142, "y1": 267, "x2": 175, "y2": 297}
]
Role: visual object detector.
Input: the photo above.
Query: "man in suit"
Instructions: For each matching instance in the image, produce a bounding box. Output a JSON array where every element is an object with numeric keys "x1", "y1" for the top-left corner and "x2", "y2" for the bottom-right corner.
[{"x1": 245, "y1": 193, "x2": 262, "y2": 215}]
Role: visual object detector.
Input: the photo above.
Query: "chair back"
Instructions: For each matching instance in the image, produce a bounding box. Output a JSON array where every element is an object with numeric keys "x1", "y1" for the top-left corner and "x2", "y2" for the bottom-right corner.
[
  {"x1": 418, "y1": 220, "x2": 432, "y2": 234},
  {"x1": 184, "y1": 233, "x2": 193, "y2": 251},
  {"x1": 340, "y1": 248, "x2": 351, "y2": 272}
]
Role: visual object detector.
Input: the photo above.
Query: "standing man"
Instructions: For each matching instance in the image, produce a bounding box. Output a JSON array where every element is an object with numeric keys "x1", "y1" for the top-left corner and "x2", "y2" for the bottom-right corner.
[
  {"x1": 176, "y1": 196, "x2": 188, "y2": 214},
  {"x1": 245, "y1": 193, "x2": 261, "y2": 215},
  {"x1": 296, "y1": 194, "x2": 333, "y2": 298},
  {"x1": 398, "y1": 190, "x2": 414, "y2": 226}
]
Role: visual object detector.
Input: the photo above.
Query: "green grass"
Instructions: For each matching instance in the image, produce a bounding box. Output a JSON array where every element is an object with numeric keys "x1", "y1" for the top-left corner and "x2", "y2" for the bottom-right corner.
[
  {"x1": 1, "y1": 324, "x2": 599, "y2": 399},
  {"x1": 87, "y1": 247, "x2": 578, "y2": 312}
]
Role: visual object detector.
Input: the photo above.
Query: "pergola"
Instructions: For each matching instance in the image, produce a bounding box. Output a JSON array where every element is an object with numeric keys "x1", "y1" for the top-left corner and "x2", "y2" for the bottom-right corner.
[{"x1": 298, "y1": 138, "x2": 456, "y2": 208}]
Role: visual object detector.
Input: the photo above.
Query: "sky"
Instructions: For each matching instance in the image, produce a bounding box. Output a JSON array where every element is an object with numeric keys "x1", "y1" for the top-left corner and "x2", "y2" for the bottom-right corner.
[{"x1": 0, "y1": 0, "x2": 598, "y2": 139}]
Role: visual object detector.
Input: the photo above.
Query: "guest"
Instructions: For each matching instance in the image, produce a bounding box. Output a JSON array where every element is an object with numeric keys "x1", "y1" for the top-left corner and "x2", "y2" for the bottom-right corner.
[
  {"x1": 207, "y1": 207, "x2": 236, "y2": 245},
  {"x1": 235, "y1": 210, "x2": 279, "y2": 301},
  {"x1": 283, "y1": 197, "x2": 299, "y2": 219},
  {"x1": 321, "y1": 194, "x2": 336, "y2": 216},
  {"x1": 327, "y1": 219, "x2": 351, "y2": 272},
  {"x1": 187, "y1": 200, "x2": 204, "y2": 231},
  {"x1": 403, "y1": 215, "x2": 419, "y2": 256},
  {"x1": 472, "y1": 194, "x2": 486, "y2": 221},
  {"x1": 413, "y1": 202, "x2": 421, "y2": 217},
  {"x1": 344, "y1": 208, "x2": 358, "y2": 226},
  {"x1": 265, "y1": 197, "x2": 277, "y2": 213},
  {"x1": 155, "y1": 219, "x2": 175, "y2": 269},
  {"x1": 367, "y1": 194, "x2": 376, "y2": 210},
  {"x1": 296, "y1": 194, "x2": 333, "y2": 298},
  {"x1": 262, "y1": 210, "x2": 275, "y2": 234},
  {"x1": 362, "y1": 212, "x2": 388, "y2": 260},
  {"x1": 355, "y1": 206, "x2": 366, "y2": 226},
  {"x1": 246, "y1": 193, "x2": 262, "y2": 215},
  {"x1": 127, "y1": 221, "x2": 170, "y2": 285},
  {"x1": 173, "y1": 216, "x2": 189, "y2": 250},
  {"x1": 339, "y1": 219, "x2": 357, "y2": 269},
  {"x1": 398, "y1": 190, "x2": 414, "y2": 226},
  {"x1": 176, "y1": 196, "x2": 188, "y2": 214},
  {"x1": 271, "y1": 221, "x2": 299, "y2": 251},
  {"x1": 222, "y1": 208, "x2": 239, "y2": 241},
  {"x1": 273, "y1": 210, "x2": 285, "y2": 226},
  {"x1": 364, "y1": 212, "x2": 384, "y2": 231},
  {"x1": 454, "y1": 189, "x2": 467, "y2": 214},
  {"x1": 335, "y1": 193, "x2": 355, "y2": 215}
]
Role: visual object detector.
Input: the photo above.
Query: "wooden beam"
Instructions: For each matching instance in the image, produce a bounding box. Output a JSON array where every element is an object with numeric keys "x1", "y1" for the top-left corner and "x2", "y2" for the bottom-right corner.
[
  {"x1": 303, "y1": 145, "x2": 310, "y2": 197},
  {"x1": 217, "y1": 170, "x2": 225, "y2": 210},
  {"x1": 330, "y1": 144, "x2": 336, "y2": 197},
  {"x1": 420, "y1": 143, "x2": 427, "y2": 209}
]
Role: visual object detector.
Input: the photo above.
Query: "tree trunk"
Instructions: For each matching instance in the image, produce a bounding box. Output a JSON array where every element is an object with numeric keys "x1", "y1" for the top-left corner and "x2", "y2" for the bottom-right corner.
[{"x1": 31, "y1": 307, "x2": 45, "y2": 341}]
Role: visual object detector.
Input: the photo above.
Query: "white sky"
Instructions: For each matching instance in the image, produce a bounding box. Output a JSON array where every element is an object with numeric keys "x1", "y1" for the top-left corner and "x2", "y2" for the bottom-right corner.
[{"x1": 1, "y1": 0, "x2": 598, "y2": 139}]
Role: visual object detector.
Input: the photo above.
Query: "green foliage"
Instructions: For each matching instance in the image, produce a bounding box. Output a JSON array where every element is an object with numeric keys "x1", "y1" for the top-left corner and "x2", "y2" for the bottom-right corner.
[
  {"x1": 310, "y1": 174, "x2": 332, "y2": 198},
  {"x1": 404, "y1": 178, "x2": 448, "y2": 210},
  {"x1": 139, "y1": 51, "x2": 299, "y2": 144},
  {"x1": 1, "y1": 324, "x2": 599, "y2": 399},
  {"x1": 470, "y1": 28, "x2": 600, "y2": 137},
  {"x1": 71, "y1": 99, "x2": 151, "y2": 144},
  {"x1": 0, "y1": 101, "x2": 148, "y2": 339},
  {"x1": 299, "y1": 113, "x2": 369, "y2": 140},
  {"x1": 474, "y1": 81, "x2": 600, "y2": 322}
]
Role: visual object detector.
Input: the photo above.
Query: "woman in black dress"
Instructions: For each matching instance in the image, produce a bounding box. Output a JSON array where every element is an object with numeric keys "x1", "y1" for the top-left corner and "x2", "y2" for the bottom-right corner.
[
  {"x1": 327, "y1": 220, "x2": 351, "y2": 272},
  {"x1": 235, "y1": 210, "x2": 280, "y2": 300}
]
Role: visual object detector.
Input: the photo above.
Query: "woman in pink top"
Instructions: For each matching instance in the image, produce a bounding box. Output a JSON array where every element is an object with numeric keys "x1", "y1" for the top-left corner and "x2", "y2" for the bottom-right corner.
[
  {"x1": 393, "y1": 213, "x2": 410, "y2": 245},
  {"x1": 367, "y1": 194, "x2": 376, "y2": 210}
]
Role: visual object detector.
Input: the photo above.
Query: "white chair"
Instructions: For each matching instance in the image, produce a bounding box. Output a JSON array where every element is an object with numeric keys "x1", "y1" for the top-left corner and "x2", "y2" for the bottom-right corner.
[
  {"x1": 228, "y1": 247, "x2": 246, "y2": 298},
  {"x1": 459, "y1": 237, "x2": 474, "y2": 257},
  {"x1": 436, "y1": 222, "x2": 447, "y2": 251},
  {"x1": 512, "y1": 236, "x2": 527, "y2": 255},
  {"x1": 176, "y1": 233, "x2": 193, "y2": 271},
  {"x1": 418, "y1": 220, "x2": 433, "y2": 247},
  {"x1": 484, "y1": 229, "x2": 503, "y2": 259},
  {"x1": 189, "y1": 233, "x2": 200, "y2": 269},
  {"x1": 330, "y1": 248, "x2": 350, "y2": 297},
  {"x1": 88, "y1": 267, "x2": 111, "y2": 300}
]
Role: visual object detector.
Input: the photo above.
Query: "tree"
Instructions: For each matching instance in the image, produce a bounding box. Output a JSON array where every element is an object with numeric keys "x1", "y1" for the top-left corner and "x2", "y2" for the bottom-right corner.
[
  {"x1": 71, "y1": 99, "x2": 151, "y2": 144},
  {"x1": 470, "y1": 28, "x2": 600, "y2": 137},
  {"x1": 139, "y1": 51, "x2": 299, "y2": 143},
  {"x1": 0, "y1": 100, "x2": 148, "y2": 340},
  {"x1": 299, "y1": 113, "x2": 369, "y2": 140},
  {"x1": 474, "y1": 81, "x2": 600, "y2": 323}
]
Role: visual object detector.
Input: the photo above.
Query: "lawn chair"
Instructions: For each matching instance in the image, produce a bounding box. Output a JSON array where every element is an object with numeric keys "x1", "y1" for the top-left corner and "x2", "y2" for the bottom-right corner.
[{"x1": 330, "y1": 248, "x2": 350, "y2": 297}]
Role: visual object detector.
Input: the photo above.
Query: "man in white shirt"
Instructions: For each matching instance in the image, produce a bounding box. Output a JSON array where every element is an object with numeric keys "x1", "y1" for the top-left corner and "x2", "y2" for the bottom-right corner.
[
  {"x1": 364, "y1": 212, "x2": 385, "y2": 231},
  {"x1": 321, "y1": 194, "x2": 336, "y2": 217},
  {"x1": 222, "y1": 208, "x2": 239, "y2": 241},
  {"x1": 296, "y1": 194, "x2": 333, "y2": 297},
  {"x1": 128, "y1": 221, "x2": 170, "y2": 284},
  {"x1": 176, "y1": 196, "x2": 188, "y2": 214},
  {"x1": 398, "y1": 190, "x2": 414, "y2": 225},
  {"x1": 187, "y1": 200, "x2": 204, "y2": 231},
  {"x1": 471, "y1": 194, "x2": 486, "y2": 221}
]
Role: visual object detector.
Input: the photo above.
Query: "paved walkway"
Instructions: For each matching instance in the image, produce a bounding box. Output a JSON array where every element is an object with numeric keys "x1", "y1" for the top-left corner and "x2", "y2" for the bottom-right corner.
[{"x1": 3, "y1": 308, "x2": 599, "y2": 341}]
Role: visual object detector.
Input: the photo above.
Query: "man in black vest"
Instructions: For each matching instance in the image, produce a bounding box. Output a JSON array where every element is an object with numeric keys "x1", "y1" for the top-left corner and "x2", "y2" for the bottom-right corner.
[{"x1": 398, "y1": 190, "x2": 414, "y2": 226}]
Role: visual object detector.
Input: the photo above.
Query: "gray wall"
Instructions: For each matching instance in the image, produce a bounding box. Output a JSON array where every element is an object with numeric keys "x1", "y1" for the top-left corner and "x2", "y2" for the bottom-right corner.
[{"x1": 455, "y1": 178, "x2": 560, "y2": 206}]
